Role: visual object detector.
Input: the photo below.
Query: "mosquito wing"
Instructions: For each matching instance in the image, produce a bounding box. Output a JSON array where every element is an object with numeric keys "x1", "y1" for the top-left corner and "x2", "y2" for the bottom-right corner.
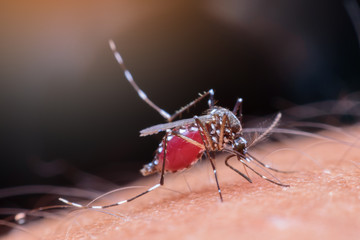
[{"x1": 140, "y1": 115, "x2": 212, "y2": 136}]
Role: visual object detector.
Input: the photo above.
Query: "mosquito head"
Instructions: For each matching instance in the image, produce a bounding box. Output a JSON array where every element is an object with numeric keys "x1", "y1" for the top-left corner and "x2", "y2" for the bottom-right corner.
[{"x1": 233, "y1": 136, "x2": 248, "y2": 155}]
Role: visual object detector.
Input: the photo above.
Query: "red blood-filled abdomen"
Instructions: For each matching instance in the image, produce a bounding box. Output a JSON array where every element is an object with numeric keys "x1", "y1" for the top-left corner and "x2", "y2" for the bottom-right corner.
[{"x1": 156, "y1": 129, "x2": 204, "y2": 172}]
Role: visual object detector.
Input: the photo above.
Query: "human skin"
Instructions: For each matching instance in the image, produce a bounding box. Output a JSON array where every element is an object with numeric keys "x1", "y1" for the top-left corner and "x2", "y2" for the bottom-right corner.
[{"x1": 3, "y1": 126, "x2": 360, "y2": 240}]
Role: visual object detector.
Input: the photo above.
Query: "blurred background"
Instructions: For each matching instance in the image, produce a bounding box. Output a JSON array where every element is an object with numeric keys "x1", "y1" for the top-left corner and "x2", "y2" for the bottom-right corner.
[{"x1": 0, "y1": 0, "x2": 359, "y2": 210}]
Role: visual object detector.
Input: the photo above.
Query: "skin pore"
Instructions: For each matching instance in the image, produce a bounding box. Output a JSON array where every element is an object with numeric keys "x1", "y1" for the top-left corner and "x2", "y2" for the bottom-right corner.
[{"x1": 3, "y1": 126, "x2": 360, "y2": 240}]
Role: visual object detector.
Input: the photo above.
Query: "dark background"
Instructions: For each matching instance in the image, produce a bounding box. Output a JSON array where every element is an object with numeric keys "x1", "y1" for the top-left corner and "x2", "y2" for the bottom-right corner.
[{"x1": 0, "y1": 0, "x2": 359, "y2": 200}]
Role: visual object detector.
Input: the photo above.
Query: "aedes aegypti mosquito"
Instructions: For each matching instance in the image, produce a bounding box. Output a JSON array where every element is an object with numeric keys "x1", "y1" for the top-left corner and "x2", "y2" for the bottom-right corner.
[{"x1": 59, "y1": 40, "x2": 289, "y2": 209}]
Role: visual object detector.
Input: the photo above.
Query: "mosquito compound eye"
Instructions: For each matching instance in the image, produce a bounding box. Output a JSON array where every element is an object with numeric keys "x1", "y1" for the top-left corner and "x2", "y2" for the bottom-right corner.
[{"x1": 234, "y1": 137, "x2": 247, "y2": 154}]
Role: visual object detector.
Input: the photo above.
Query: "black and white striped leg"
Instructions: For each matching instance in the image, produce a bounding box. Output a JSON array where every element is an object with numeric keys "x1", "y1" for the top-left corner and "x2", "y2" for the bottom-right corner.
[
  {"x1": 58, "y1": 182, "x2": 161, "y2": 209},
  {"x1": 232, "y1": 98, "x2": 243, "y2": 120},
  {"x1": 59, "y1": 132, "x2": 170, "y2": 210},
  {"x1": 159, "y1": 130, "x2": 170, "y2": 185},
  {"x1": 194, "y1": 116, "x2": 216, "y2": 150},
  {"x1": 109, "y1": 39, "x2": 171, "y2": 120},
  {"x1": 208, "y1": 155, "x2": 223, "y2": 202},
  {"x1": 169, "y1": 89, "x2": 214, "y2": 122},
  {"x1": 109, "y1": 39, "x2": 215, "y2": 123},
  {"x1": 193, "y1": 118, "x2": 223, "y2": 202},
  {"x1": 208, "y1": 89, "x2": 215, "y2": 107}
]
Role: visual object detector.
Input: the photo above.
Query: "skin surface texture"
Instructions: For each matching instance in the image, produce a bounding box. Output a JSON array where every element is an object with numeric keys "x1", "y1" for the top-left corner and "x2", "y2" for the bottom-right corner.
[{"x1": 3, "y1": 126, "x2": 360, "y2": 240}]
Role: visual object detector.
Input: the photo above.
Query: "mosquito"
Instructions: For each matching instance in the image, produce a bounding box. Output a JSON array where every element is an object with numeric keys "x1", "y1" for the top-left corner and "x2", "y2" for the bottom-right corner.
[{"x1": 59, "y1": 40, "x2": 289, "y2": 209}]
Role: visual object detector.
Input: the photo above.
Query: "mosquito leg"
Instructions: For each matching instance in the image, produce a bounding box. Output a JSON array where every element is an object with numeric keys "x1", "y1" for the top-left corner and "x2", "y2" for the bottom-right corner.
[
  {"x1": 109, "y1": 39, "x2": 171, "y2": 120},
  {"x1": 224, "y1": 154, "x2": 252, "y2": 183},
  {"x1": 208, "y1": 154, "x2": 223, "y2": 202},
  {"x1": 218, "y1": 114, "x2": 232, "y2": 149},
  {"x1": 168, "y1": 89, "x2": 214, "y2": 122},
  {"x1": 232, "y1": 98, "x2": 243, "y2": 120},
  {"x1": 160, "y1": 130, "x2": 169, "y2": 185},
  {"x1": 193, "y1": 119, "x2": 223, "y2": 201},
  {"x1": 110, "y1": 40, "x2": 215, "y2": 122},
  {"x1": 194, "y1": 117, "x2": 215, "y2": 150},
  {"x1": 242, "y1": 162, "x2": 250, "y2": 179},
  {"x1": 59, "y1": 182, "x2": 161, "y2": 209},
  {"x1": 59, "y1": 132, "x2": 170, "y2": 210},
  {"x1": 208, "y1": 89, "x2": 215, "y2": 107}
]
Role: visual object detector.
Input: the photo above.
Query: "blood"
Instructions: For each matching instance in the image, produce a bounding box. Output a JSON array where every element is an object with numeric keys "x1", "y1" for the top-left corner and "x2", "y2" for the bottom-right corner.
[{"x1": 156, "y1": 129, "x2": 204, "y2": 172}]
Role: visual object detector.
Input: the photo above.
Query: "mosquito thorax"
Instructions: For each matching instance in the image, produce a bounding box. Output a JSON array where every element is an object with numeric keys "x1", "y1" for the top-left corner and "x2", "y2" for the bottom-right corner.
[{"x1": 207, "y1": 107, "x2": 242, "y2": 133}]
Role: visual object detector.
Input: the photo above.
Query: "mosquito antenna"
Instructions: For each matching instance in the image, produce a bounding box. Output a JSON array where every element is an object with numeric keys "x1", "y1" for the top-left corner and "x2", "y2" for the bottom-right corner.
[{"x1": 248, "y1": 112, "x2": 282, "y2": 148}]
